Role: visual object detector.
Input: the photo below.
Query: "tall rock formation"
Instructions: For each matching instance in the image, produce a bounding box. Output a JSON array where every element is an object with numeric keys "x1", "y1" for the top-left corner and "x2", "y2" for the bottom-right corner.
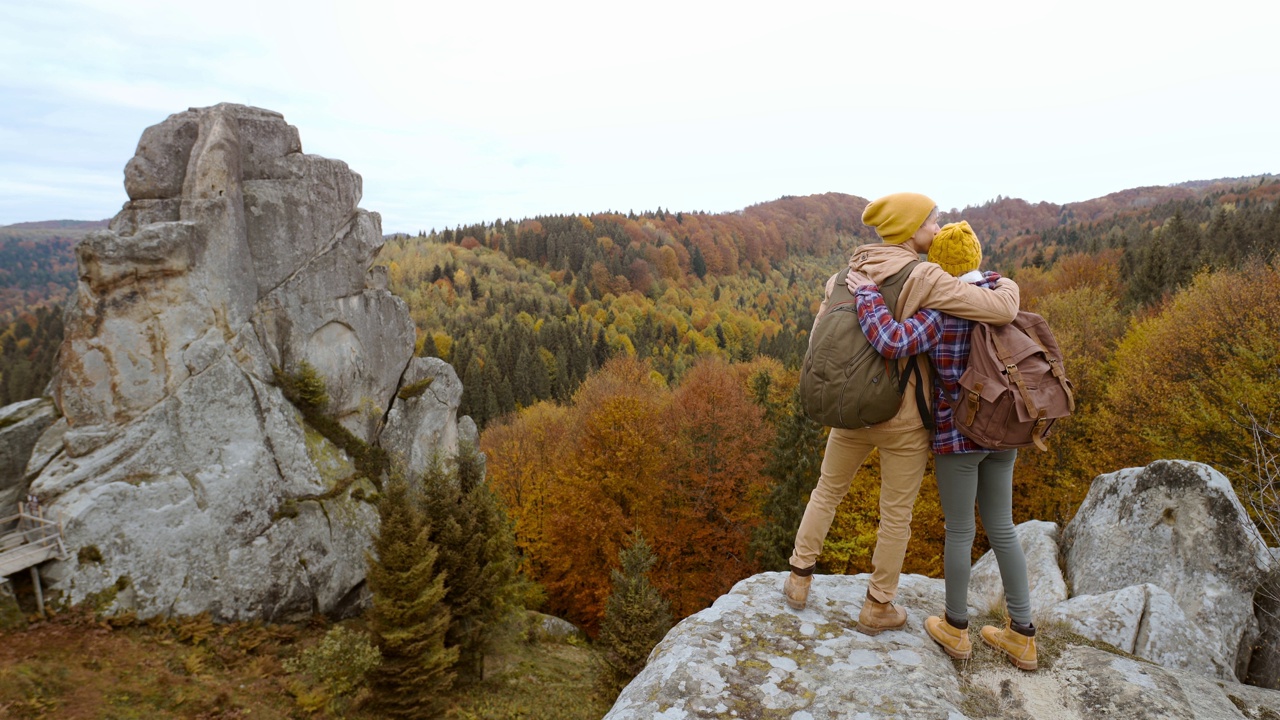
[{"x1": 16, "y1": 103, "x2": 470, "y2": 621}]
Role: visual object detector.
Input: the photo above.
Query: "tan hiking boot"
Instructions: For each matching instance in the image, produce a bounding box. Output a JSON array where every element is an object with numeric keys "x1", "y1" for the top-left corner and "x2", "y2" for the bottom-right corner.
[
  {"x1": 855, "y1": 591, "x2": 907, "y2": 635},
  {"x1": 981, "y1": 619, "x2": 1038, "y2": 671},
  {"x1": 925, "y1": 613, "x2": 972, "y2": 659},
  {"x1": 782, "y1": 571, "x2": 812, "y2": 610}
]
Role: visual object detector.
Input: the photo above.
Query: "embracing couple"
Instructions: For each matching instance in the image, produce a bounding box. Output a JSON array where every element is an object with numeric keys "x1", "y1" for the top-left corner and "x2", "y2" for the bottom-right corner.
[{"x1": 783, "y1": 192, "x2": 1039, "y2": 671}]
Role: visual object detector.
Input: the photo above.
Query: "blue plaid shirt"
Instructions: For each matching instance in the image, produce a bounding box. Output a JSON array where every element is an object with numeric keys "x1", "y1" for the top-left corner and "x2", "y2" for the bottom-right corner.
[{"x1": 853, "y1": 273, "x2": 1003, "y2": 454}]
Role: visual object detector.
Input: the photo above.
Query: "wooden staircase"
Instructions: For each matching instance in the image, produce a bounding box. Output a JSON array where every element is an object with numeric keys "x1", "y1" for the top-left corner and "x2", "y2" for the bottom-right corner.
[{"x1": 0, "y1": 501, "x2": 66, "y2": 615}]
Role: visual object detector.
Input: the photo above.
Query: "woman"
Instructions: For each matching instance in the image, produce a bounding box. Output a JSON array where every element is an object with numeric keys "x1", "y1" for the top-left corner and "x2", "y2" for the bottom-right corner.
[{"x1": 852, "y1": 220, "x2": 1038, "y2": 671}]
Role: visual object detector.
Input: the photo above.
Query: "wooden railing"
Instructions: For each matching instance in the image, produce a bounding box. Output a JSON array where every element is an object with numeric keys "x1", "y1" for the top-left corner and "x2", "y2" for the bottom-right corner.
[{"x1": 0, "y1": 502, "x2": 66, "y2": 579}]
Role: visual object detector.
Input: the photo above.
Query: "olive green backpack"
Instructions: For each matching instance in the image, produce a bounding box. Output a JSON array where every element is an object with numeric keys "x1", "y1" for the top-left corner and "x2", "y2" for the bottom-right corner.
[{"x1": 799, "y1": 263, "x2": 932, "y2": 430}]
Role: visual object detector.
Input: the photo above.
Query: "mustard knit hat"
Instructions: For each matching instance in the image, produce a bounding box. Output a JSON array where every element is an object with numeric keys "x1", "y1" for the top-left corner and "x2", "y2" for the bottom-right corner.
[
  {"x1": 928, "y1": 221, "x2": 982, "y2": 276},
  {"x1": 861, "y1": 192, "x2": 937, "y2": 245}
]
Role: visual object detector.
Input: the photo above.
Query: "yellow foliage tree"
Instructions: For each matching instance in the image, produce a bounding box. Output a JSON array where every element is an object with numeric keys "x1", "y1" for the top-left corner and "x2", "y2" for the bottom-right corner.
[{"x1": 1091, "y1": 265, "x2": 1280, "y2": 497}]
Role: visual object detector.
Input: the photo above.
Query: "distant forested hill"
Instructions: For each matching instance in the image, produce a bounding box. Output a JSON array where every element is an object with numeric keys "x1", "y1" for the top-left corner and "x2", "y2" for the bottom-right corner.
[
  {"x1": 0, "y1": 219, "x2": 106, "y2": 324},
  {"x1": 1, "y1": 181, "x2": 1277, "y2": 633},
  {"x1": 3, "y1": 178, "x2": 1277, "y2": 418}
]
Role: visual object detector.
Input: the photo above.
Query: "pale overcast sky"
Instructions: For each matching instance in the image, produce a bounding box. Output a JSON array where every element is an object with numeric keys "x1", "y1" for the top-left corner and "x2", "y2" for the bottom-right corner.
[{"x1": 2, "y1": 0, "x2": 1277, "y2": 233}]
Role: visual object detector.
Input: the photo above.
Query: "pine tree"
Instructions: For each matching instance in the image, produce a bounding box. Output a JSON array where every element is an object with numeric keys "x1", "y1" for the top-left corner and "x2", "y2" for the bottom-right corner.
[
  {"x1": 597, "y1": 532, "x2": 673, "y2": 693},
  {"x1": 690, "y1": 246, "x2": 707, "y2": 279},
  {"x1": 419, "y1": 442, "x2": 520, "y2": 683},
  {"x1": 366, "y1": 476, "x2": 457, "y2": 719},
  {"x1": 750, "y1": 391, "x2": 827, "y2": 571}
]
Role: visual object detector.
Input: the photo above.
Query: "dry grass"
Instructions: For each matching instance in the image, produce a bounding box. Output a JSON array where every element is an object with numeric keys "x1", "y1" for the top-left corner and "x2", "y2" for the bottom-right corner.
[{"x1": 0, "y1": 607, "x2": 613, "y2": 720}]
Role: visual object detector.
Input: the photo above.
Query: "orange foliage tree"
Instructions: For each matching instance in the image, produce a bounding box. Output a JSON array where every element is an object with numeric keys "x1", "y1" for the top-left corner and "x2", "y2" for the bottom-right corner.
[
  {"x1": 482, "y1": 355, "x2": 779, "y2": 633},
  {"x1": 655, "y1": 357, "x2": 773, "y2": 617}
]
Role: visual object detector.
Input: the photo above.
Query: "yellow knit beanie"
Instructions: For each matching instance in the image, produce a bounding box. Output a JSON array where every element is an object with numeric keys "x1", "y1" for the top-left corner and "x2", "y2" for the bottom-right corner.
[
  {"x1": 928, "y1": 221, "x2": 982, "y2": 276},
  {"x1": 861, "y1": 192, "x2": 937, "y2": 245}
]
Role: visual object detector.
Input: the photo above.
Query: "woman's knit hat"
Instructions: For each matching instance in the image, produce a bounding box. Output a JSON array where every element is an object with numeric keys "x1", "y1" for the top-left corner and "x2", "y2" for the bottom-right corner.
[
  {"x1": 861, "y1": 192, "x2": 937, "y2": 245},
  {"x1": 928, "y1": 221, "x2": 982, "y2": 276}
]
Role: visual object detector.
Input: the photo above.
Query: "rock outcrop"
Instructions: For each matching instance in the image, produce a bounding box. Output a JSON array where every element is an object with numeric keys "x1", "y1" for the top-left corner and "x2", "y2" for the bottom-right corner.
[
  {"x1": 7, "y1": 104, "x2": 470, "y2": 621},
  {"x1": 606, "y1": 572, "x2": 1280, "y2": 720},
  {"x1": 612, "y1": 460, "x2": 1280, "y2": 716}
]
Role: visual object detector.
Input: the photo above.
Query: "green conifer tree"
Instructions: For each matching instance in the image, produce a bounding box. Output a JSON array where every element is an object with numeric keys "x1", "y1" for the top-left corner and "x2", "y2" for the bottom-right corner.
[
  {"x1": 598, "y1": 532, "x2": 673, "y2": 693},
  {"x1": 367, "y1": 476, "x2": 457, "y2": 719},
  {"x1": 419, "y1": 442, "x2": 519, "y2": 683},
  {"x1": 690, "y1": 246, "x2": 707, "y2": 279},
  {"x1": 750, "y1": 391, "x2": 827, "y2": 571}
]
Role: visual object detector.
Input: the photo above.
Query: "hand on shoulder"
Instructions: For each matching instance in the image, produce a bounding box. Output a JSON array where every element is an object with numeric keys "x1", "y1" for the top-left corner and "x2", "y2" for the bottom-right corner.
[{"x1": 844, "y1": 269, "x2": 875, "y2": 294}]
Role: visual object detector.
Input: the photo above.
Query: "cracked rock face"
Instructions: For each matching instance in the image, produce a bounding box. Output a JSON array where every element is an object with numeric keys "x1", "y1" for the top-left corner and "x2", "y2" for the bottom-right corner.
[{"x1": 20, "y1": 103, "x2": 464, "y2": 621}]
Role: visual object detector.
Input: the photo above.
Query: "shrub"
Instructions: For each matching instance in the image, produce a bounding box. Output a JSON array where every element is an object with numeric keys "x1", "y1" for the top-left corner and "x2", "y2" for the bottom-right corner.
[{"x1": 284, "y1": 624, "x2": 381, "y2": 698}]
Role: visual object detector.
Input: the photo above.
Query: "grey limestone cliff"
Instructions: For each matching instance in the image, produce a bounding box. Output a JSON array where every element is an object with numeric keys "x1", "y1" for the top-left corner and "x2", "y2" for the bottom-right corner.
[{"x1": 5, "y1": 103, "x2": 469, "y2": 622}]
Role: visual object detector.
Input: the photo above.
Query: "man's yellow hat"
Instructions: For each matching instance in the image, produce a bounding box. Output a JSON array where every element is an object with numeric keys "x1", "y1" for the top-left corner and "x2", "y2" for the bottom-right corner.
[
  {"x1": 928, "y1": 221, "x2": 982, "y2": 276},
  {"x1": 861, "y1": 192, "x2": 937, "y2": 245}
]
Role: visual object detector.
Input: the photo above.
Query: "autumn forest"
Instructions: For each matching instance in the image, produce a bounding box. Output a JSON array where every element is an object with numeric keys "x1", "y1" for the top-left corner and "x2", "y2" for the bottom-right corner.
[{"x1": 2, "y1": 177, "x2": 1279, "y2": 636}]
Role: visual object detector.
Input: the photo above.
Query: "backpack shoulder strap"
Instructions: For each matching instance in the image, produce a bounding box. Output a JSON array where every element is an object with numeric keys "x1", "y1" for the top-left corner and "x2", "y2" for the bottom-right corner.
[
  {"x1": 880, "y1": 260, "x2": 932, "y2": 429},
  {"x1": 877, "y1": 260, "x2": 919, "y2": 318}
]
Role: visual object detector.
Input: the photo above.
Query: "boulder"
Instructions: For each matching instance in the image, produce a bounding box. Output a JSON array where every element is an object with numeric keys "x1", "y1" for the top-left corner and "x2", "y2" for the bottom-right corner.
[
  {"x1": 530, "y1": 611, "x2": 586, "y2": 643},
  {"x1": 1062, "y1": 460, "x2": 1272, "y2": 681},
  {"x1": 968, "y1": 519, "x2": 1067, "y2": 621},
  {"x1": 0, "y1": 398, "x2": 58, "y2": 512},
  {"x1": 1044, "y1": 583, "x2": 1226, "y2": 678},
  {"x1": 608, "y1": 572, "x2": 1280, "y2": 719}
]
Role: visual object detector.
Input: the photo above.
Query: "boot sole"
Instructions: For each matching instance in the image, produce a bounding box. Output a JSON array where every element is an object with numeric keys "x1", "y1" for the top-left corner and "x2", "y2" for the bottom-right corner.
[
  {"x1": 938, "y1": 644, "x2": 972, "y2": 660},
  {"x1": 927, "y1": 632, "x2": 972, "y2": 659},
  {"x1": 980, "y1": 635, "x2": 1037, "y2": 670},
  {"x1": 854, "y1": 620, "x2": 906, "y2": 636}
]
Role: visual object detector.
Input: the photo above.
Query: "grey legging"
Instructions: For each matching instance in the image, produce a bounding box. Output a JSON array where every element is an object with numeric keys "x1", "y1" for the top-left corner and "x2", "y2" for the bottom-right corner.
[{"x1": 933, "y1": 450, "x2": 1032, "y2": 626}]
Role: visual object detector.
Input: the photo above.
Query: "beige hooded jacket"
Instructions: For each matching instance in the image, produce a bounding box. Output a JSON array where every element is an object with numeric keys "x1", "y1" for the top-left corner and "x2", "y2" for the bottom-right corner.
[{"x1": 811, "y1": 243, "x2": 1021, "y2": 432}]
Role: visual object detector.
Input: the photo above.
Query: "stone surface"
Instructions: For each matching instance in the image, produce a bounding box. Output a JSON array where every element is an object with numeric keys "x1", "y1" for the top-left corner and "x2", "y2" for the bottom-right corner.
[
  {"x1": 606, "y1": 572, "x2": 968, "y2": 719},
  {"x1": 1062, "y1": 460, "x2": 1272, "y2": 681},
  {"x1": 608, "y1": 572, "x2": 1280, "y2": 719},
  {"x1": 32, "y1": 356, "x2": 377, "y2": 621},
  {"x1": 968, "y1": 519, "x2": 1067, "y2": 622},
  {"x1": 16, "y1": 103, "x2": 470, "y2": 621},
  {"x1": 964, "y1": 645, "x2": 1280, "y2": 720},
  {"x1": 1044, "y1": 583, "x2": 1226, "y2": 678},
  {"x1": 381, "y1": 357, "x2": 467, "y2": 480},
  {"x1": 0, "y1": 399, "x2": 58, "y2": 513}
]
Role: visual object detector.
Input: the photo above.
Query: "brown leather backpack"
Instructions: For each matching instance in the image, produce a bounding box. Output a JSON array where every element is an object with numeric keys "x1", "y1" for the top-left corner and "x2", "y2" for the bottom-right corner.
[{"x1": 953, "y1": 311, "x2": 1075, "y2": 451}]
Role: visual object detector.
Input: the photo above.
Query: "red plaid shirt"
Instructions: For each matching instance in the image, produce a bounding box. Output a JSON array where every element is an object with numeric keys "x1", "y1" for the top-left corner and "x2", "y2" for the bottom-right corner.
[{"x1": 853, "y1": 273, "x2": 1003, "y2": 454}]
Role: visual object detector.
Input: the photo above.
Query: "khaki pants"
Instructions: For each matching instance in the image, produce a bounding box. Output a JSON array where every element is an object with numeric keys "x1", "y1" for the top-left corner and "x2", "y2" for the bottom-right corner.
[{"x1": 789, "y1": 423, "x2": 931, "y2": 603}]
